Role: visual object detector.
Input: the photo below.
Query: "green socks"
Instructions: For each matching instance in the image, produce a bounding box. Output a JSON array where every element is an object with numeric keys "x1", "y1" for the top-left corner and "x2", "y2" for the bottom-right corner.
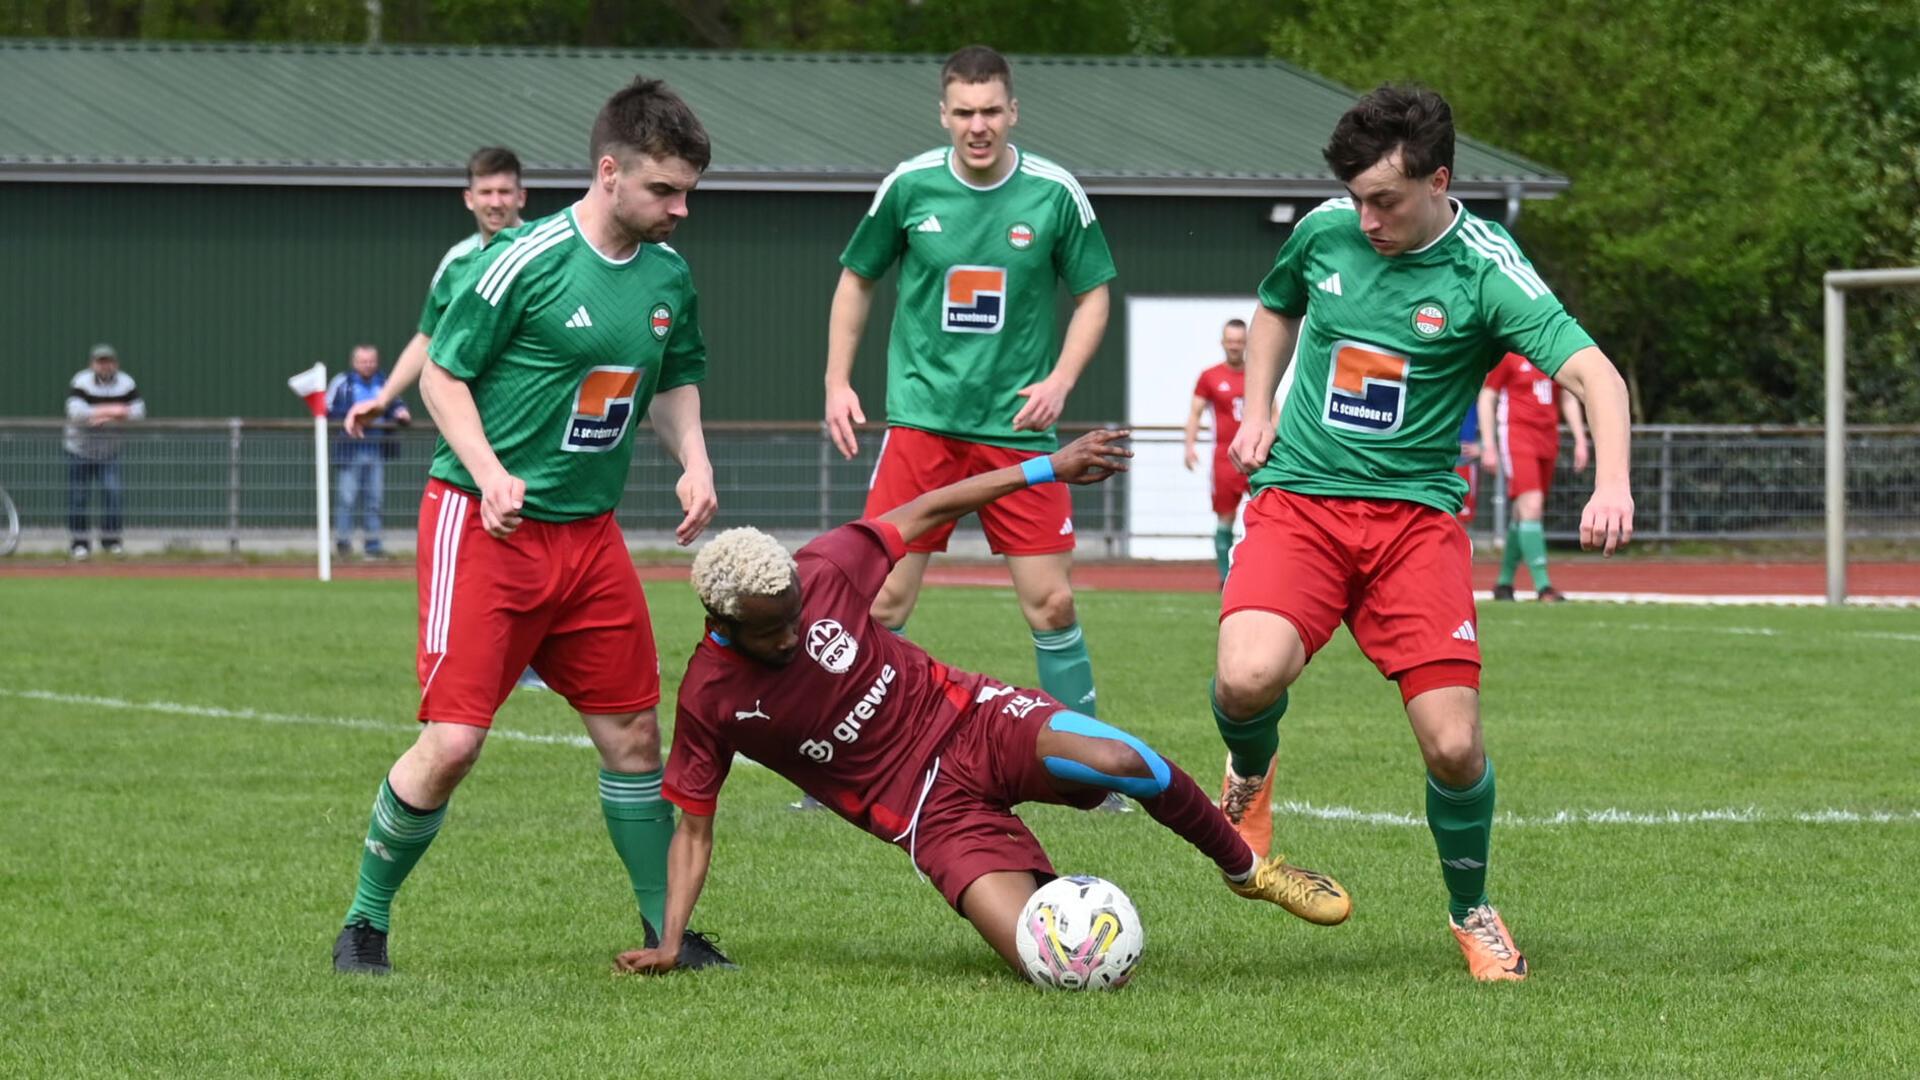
[
  {"x1": 1426, "y1": 760, "x2": 1496, "y2": 922},
  {"x1": 344, "y1": 778, "x2": 447, "y2": 932},
  {"x1": 600, "y1": 767, "x2": 674, "y2": 930},
  {"x1": 1497, "y1": 521, "x2": 1522, "y2": 587},
  {"x1": 1034, "y1": 623, "x2": 1098, "y2": 716},
  {"x1": 1516, "y1": 520, "x2": 1551, "y2": 589},
  {"x1": 1211, "y1": 679, "x2": 1286, "y2": 779},
  {"x1": 1213, "y1": 525, "x2": 1235, "y2": 583}
]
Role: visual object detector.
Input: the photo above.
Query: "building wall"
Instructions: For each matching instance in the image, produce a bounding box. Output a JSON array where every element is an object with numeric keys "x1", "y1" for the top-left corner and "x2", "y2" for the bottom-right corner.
[{"x1": 3, "y1": 181, "x2": 1385, "y2": 423}]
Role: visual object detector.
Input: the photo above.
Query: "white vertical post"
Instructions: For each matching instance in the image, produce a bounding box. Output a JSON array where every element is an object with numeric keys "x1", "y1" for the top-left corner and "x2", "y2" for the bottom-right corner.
[
  {"x1": 314, "y1": 414, "x2": 332, "y2": 582},
  {"x1": 1823, "y1": 283, "x2": 1845, "y2": 606}
]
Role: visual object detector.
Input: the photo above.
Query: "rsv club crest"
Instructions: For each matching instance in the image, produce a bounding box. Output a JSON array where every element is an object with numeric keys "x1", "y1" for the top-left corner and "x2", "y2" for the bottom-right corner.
[{"x1": 806, "y1": 618, "x2": 859, "y2": 674}]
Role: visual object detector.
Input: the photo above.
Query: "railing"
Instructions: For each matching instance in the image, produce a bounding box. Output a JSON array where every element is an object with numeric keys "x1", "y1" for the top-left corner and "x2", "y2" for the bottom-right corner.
[{"x1": 2, "y1": 419, "x2": 1915, "y2": 555}]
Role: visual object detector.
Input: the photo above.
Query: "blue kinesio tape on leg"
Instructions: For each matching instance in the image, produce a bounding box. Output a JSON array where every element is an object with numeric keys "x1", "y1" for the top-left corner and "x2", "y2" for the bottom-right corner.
[
  {"x1": 1021, "y1": 456, "x2": 1056, "y2": 486},
  {"x1": 1042, "y1": 711, "x2": 1171, "y2": 798}
]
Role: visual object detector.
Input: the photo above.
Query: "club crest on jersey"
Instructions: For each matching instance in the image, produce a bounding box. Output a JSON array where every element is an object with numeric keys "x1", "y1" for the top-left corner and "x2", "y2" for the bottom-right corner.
[
  {"x1": 944, "y1": 265, "x2": 1006, "y2": 334},
  {"x1": 561, "y1": 366, "x2": 643, "y2": 453},
  {"x1": 806, "y1": 618, "x2": 859, "y2": 675},
  {"x1": 649, "y1": 303, "x2": 673, "y2": 340},
  {"x1": 1007, "y1": 222, "x2": 1035, "y2": 250},
  {"x1": 1411, "y1": 301, "x2": 1448, "y2": 338},
  {"x1": 1323, "y1": 340, "x2": 1410, "y2": 435}
]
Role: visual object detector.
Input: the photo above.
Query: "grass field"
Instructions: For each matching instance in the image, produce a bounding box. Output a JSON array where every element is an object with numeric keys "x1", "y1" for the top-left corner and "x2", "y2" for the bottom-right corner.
[{"x1": 3, "y1": 576, "x2": 1917, "y2": 1077}]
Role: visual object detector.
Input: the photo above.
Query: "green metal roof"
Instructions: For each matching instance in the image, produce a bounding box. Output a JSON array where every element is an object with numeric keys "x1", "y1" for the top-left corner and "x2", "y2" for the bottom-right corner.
[{"x1": 0, "y1": 39, "x2": 1566, "y2": 197}]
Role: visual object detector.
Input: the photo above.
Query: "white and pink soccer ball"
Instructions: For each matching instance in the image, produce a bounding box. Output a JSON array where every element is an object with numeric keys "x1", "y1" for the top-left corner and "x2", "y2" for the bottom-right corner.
[{"x1": 1014, "y1": 875, "x2": 1144, "y2": 990}]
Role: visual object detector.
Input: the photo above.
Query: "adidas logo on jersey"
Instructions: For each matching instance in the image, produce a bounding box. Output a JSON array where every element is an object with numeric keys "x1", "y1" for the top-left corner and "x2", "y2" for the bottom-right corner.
[
  {"x1": 1316, "y1": 273, "x2": 1343, "y2": 296},
  {"x1": 564, "y1": 305, "x2": 593, "y2": 328},
  {"x1": 915, "y1": 216, "x2": 944, "y2": 233},
  {"x1": 1451, "y1": 620, "x2": 1478, "y2": 643}
]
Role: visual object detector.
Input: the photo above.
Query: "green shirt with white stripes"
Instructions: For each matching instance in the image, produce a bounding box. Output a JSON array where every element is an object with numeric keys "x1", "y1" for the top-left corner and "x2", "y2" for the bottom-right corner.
[
  {"x1": 840, "y1": 146, "x2": 1117, "y2": 451},
  {"x1": 426, "y1": 207, "x2": 706, "y2": 522},
  {"x1": 1254, "y1": 197, "x2": 1595, "y2": 514}
]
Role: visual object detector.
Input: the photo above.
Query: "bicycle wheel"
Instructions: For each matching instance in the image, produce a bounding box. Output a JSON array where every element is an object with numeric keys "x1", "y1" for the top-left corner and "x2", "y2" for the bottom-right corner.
[{"x1": 0, "y1": 486, "x2": 17, "y2": 557}]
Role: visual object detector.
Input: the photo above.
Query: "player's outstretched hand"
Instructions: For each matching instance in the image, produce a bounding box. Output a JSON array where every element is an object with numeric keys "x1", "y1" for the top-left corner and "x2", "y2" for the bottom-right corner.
[
  {"x1": 1050, "y1": 428, "x2": 1132, "y2": 485},
  {"x1": 1580, "y1": 485, "x2": 1634, "y2": 556},
  {"x1": 674, "y1": 468, "x2": 719, "y2": 546},
  {"x1": 1011, "y1": 376, "x2": 1070, "y2": 432},
  {"x1": 824, "y1": 384, "x2": 866, "y2": 460},
  {"x1": 480, "y1": 473, "x2": 526, "y2": 538},
  {"x1": 343, "y1": 398, "x2": 384, "y2": 439},
  {"x1": 1228, "y1": 419, "x2": 1274, "y2": 476},
  {"x1": 613, "y1": 945, "x2": 678, "y2": 975}
]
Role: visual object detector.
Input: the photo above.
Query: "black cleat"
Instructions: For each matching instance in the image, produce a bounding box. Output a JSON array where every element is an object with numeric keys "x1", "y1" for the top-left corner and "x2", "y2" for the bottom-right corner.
[
  {"x1": 641, "y1": 917, "x2": 740, "y2": 971},
  {"x1": 1536, "y1": 586, "x2": 1569, "y2": 604},
  {"x1": 1491, "y1": 584, "x2": 1516, "y2": 601},
  {"x1": 333, "y1": 919, "x2": 391, "y2": 975}
]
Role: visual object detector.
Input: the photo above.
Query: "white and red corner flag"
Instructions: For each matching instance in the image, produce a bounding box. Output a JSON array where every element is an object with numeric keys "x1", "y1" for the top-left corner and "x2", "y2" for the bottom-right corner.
[{"x1": 288, "y1": 363, "x2": 328, "y2": 417}]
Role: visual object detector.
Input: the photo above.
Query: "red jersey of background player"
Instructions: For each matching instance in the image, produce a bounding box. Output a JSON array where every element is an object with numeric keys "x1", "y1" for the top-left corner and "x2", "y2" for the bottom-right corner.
[
  {"x1": 1484, "y1": 353, "x2": 1562, "y2": 459},
  {"x1": 1192, "y1": 363, "x2": 1246, "y2": 460},
  {"x1": 665, "y1": 522, "x2": 993, "y2": 841}
]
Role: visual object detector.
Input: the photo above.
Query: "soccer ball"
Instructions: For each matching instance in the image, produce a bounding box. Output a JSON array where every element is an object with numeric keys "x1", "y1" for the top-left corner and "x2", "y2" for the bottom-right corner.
[{"x1": 1014, "y1": 875, "x2": 1144, "y2": 990}]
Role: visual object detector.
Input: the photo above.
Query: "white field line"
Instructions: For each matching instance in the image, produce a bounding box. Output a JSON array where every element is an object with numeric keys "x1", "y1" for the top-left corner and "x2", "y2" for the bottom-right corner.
[
  {"x1": 5, "y1": 688, "x2": 1910, "y2": 827},
  {"x1": 1576, "y1": 620, "x2": 1920, "y2": 642},
  {"x1": 1474, "y1": 590, "x2": 1919, "y2": 608}
]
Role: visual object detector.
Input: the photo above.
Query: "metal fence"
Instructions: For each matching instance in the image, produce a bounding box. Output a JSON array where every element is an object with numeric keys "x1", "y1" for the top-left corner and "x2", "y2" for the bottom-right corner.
[{"x1": 2, "y1": 419, "x2": 1915, "y2": 555}]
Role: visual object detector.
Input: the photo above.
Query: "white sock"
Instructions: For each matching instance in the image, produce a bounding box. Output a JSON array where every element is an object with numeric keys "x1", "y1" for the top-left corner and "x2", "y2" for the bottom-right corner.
[{"x1": 1227, "y1": 851, "x2": 1258, "y2": 883}]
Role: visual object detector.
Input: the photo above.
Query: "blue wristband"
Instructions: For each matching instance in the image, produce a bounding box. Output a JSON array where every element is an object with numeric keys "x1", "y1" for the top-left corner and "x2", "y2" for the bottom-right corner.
[{"x1": 1021, "y1": 456, "x2": 1056, "y2": 486}]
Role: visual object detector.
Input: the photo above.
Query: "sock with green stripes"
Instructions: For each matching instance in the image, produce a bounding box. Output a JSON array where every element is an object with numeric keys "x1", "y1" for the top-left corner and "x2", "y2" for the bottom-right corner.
[
  {"x1": 1211, "y1": 678, "x2": 1286, "y2": 779},
  {"x1": 1213, "y1": 525, "x2": 1235, "y2": 583},
  {"x1": 1497, "y1": 520, "x2": 1522, "y2": 587},
  {"x1": 1033, "y1": 622, "x2": 1098, "y2": 716},
  {"x1": 1516, "y1": 519, "x2": 1551, "y2": 590},
  {"x1": 343, "y1": 778, "x2": 446, "y2": 932},
  {"x1": 600, "y1": 767, "x2": 674, "y2": 930},
  {"x1": 1426, "y1": 759, "x2": 1496, "y2": 922}
]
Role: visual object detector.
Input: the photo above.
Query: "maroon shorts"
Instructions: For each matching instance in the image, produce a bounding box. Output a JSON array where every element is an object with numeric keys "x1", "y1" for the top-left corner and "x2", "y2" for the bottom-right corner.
[
  {"x1": 1211, "y1": 457, "x2": 1251, "y2": 517},
  {"x1": 906, "y1": 686, "x2": 1103, "y2": 913},
  {"x1": 1505, "y1": 450, "x2": 1557, "y2": 500},
  {"x1": 1222, "y1": 488, "x2": 1480, "y2": 681},
  {"x1": 415, "y1": 478, "x2": 661, "y2": 727},
  {"x1": 864, "y1": 426, "x2": 1074, "y2": 556}
]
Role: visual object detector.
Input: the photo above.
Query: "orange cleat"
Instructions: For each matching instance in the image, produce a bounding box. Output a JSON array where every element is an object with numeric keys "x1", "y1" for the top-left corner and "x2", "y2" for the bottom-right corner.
[
  {"x1": 1450, "y1": 905, "x2": 1529, "y2": 981},
  {"x1": 1219, "y1": 753, "x2": 1276, "y2": 858}
]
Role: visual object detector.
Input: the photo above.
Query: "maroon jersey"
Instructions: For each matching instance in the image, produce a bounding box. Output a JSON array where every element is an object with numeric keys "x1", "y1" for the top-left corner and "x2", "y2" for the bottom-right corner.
[
  {"x1": 1192, "y1": 363, "x2": 1246, "y2": 461},
  {"x1": 664, "y1": 521, "x2": 992, "y2": 841},
  {"x1": 1485, "y1": 352, "x2": 1562, "y2": 459}
]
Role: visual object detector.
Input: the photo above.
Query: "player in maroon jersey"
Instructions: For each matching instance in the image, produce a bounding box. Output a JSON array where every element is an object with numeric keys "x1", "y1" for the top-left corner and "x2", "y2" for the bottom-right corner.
[
  {"x1": 1183, "y1": 318, "x2": 1251, "y2": 587},
  {"x1": 614, "y1": 429, "x2": 1350, "y2": 977},
  {"x1": 1477, "y1": 352, "x2": 1589, "y2": 601}
]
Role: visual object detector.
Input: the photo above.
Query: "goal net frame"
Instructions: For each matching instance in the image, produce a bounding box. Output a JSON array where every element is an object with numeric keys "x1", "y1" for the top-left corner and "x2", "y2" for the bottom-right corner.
[{"x1": 1822, "y1": 268, "x2": 1920, "y2": 604}]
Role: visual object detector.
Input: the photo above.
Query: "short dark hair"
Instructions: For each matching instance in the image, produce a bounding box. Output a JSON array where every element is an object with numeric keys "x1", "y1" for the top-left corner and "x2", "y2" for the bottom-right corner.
[
  {"x1": 1322, "y1": 84, "x2": 1454, "y2": 182},
  {"x1": 466, "y1": 146, "x2": 522, "y2": 185},
  {"x1": 590, "y1": 77, "x2": 711, "y2": 172},
  {"x1": 1224, "y1": 318, "x2": 1247, "y2": 331},
  {"x1": 942, "y1": 45, "x2": 1012, "y2": 93}
]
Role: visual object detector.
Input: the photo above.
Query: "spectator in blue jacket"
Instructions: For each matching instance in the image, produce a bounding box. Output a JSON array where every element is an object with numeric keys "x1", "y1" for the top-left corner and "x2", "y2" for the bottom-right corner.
[{"x1": 327, "y1": 345, "x2": 410, "y2": 558}]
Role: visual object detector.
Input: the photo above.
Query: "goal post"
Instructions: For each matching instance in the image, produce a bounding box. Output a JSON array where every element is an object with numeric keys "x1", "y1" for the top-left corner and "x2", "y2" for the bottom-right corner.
[{"x1": 1822, "y1": 268, "x2": 1920, "y2": 605}]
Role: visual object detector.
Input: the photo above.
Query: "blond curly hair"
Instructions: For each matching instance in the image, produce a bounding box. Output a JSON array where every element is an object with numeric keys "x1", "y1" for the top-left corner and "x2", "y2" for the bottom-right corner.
[{"x1": 691, "y1": 527, "x2": 798, "y2": 618}]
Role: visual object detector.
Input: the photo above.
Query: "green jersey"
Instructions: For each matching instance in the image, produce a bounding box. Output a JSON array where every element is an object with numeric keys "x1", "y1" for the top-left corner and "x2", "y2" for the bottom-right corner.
[
  {"x1": 1255, "y1": 198, "x2": 1595, "y2": 513},
  {"x1": 426, "y1": 207, "x2": 707, "y2": 521},
  {"x1": 418, "y1": 231, "x2": 486, "y2": 335},
  {"x1": 840, "y1": 147, "x2": 1117, "y2": 451}
]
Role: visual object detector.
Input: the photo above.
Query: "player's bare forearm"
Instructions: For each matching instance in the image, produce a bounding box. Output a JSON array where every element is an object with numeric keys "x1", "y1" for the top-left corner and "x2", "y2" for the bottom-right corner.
[
  {"x1": 879, "y1": 428, "x2": 1132, "y2": 545},
  {"x1": 649, "y1": 384, "x2": 712, "y2": 473},
  {"x1": 1476, "y1": 388, "x2": 1498, "y2": 466},
  {"x1": 1562, "y1": 389, "x2": 1590, "y2": 447},
  {"x1": 825, "y1": 269, "x2": 877, "y2": 392},
  {"x1": 1048, "y1": 284, "x2": 1110, "y2": 391},
  {"x1": 420, "y1": 361, "x2": 508, "y2": 488},
  {"x1": 655, "y1": 813, "x2": 715, "y2": 949},
  {"x1": 1554, "y1": 349, "x2": 1629, "y2": 488},
  {"x1": 1241, "y1": 307, "x2": 1298, "y2": 427},
  {"x1": 385, "y1": 333, "x2": 430, "y2": 404}
]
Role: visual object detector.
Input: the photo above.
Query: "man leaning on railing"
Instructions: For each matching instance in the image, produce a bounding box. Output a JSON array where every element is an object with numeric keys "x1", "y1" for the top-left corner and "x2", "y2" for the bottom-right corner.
[{"x1": 64, "y1": 343, "x2": 145, "y2": 560}]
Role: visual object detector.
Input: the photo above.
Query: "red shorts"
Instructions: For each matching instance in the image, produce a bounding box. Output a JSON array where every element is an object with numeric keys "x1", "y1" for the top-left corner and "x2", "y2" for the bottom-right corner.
[
  {"x1": 1211, "y1": 457, "x2": 1251, "y2": 517},
  {"x1": 1222, "y1": 488, "x2": 1480, "y2": 681},
  {"x1": 907, "y1": 687, "x2": 1103, "y2": 913},
  {"x1": 1455, "y1": 461, "x2": 1478, "y2": 522},
  {"x1": 415, "y1": 478, "x2": 661, "y2": 727},
  {"x1": 864, "y1": 426, "x2": 1074, "y2": 556},
  {"x1": 1505, "y1": 450, "x2": 1557, "y2": 500}
]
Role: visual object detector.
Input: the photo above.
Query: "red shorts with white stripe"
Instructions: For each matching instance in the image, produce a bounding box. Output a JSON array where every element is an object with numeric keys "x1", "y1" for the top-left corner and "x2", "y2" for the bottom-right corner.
[
  {"x1": 1211, "y1": 457, "x2": 1251, "y2": 517},
  {"x1": 1505, "y1": 450, "x2": 1558, "y2": 500},
  {"x1": 415, "y1": 478, "x2": 660, "y2": 727},
  {"x1": 1221, "y1": 488, "x2": 1480, "y2": 681},
  {"x1": 864, "y1": 426, "x2": 1075, "y2": 555}
]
